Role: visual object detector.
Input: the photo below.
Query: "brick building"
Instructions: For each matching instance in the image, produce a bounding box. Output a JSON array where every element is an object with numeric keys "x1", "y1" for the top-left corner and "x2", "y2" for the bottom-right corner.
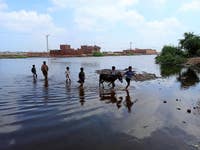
[
  {"x1": 50, "y1": 44, "x2": 101, "y2": 57},
  {"x1": 123, "y1": 48, "x2": 157, "y2": 55}
]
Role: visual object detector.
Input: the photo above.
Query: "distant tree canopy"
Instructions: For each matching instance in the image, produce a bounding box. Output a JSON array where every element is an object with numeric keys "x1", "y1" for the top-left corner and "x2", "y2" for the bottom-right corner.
[{"x1": 156, "y1": 32, "x2": 200, "y2": 65}]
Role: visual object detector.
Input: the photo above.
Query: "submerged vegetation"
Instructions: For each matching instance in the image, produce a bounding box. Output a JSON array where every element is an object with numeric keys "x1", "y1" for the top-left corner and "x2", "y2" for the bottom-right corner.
[{"x1": 156, "y1": 32, "x2": 200, "y2": 65}]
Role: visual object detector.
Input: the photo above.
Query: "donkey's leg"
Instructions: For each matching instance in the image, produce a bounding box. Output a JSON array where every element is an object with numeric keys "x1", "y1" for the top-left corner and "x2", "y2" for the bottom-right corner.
[
  {"x1": 108, "y1": 82, "x2": 112, "y2": 87},
  {"x1": 112, "y1": 82, "x2": 115, "y2": 88},
  {"x1": 99, "y1": 80, "x2": 104, "y2": 89}
]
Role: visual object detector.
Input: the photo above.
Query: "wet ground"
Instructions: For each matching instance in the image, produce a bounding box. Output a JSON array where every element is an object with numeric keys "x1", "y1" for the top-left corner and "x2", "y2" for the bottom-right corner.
[{"x1": 0, "y1": 56, "x2": 200, "y2": 150}]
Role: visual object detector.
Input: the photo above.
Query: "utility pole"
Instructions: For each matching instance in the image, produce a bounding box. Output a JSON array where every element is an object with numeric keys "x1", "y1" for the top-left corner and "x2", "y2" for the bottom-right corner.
[
  {"x1": 46, "y1": 34, "x2": 50, "y2": 57},
  {"x1": 130, "y1": 41, "x2": 132, "y2": 50}
]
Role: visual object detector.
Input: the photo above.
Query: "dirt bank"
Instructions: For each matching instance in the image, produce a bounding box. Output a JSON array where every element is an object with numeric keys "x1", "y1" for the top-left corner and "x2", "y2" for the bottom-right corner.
[{"x1": 185, "y1": 57, "x2": 200, "y2": 66}]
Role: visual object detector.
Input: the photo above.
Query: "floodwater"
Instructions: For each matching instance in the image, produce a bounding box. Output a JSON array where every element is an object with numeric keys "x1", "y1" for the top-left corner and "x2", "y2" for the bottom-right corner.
[{"x1": 0, "y1": 55, "x2": 200, "y2": 150}]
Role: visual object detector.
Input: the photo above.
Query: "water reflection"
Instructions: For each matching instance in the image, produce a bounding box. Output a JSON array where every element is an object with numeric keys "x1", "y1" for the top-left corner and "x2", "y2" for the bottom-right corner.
[
  {"x1": 160, "y1": 64, "x2": 182, "y2": 77},
  {"x1": 99, "y1": 88, "x2": 122, "y2": 109},
  {"x1": 65, "y1": 82, "x2": 71, "y2": 92},
  {"x1": 1, "y1": 56, "x2": 200, "y2": 150},
  {"x1": 43, "y1": 79, "x2": 49, "y2": 103},
  {"x1": 44, "y1": 79, "x2": 48, "y2": 88},
  {"x1": 79, "y1": 87, "x2": 85, "y2": 106},
  {"x1": 33, "y1": 76, "x2": 37, "y2": 84},
  {"x1": 177, "y1": 68, "x2": 199, "y2": 89},
  {"x1": 124, "y1": 90, "x2": 134, "y2": 113},
  {"x1": 99, "y1": 88, "x2": 137, "y2": 112},
  {"x1": 160, "y1": 64, "x2": 200, "y2": 89}
]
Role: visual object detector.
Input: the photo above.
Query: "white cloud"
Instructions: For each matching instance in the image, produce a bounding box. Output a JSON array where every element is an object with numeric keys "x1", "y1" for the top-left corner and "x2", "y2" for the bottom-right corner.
[
  {"x1": 50, "y1": 0, "x2": 138, "y2": 8},
  {"x1": 48, "y1": 0, "x2": 184, "y2": 51},
  {"x1": 145, "y1": 18, "x2": 181, "y2": 33},
  {"x1": 152, "y1": 0, "x2": 166, "y2": 5},
  {"x1": 136, "y1": 18, "x2": 184, "y2": 50},
  {"x1": 0, "y1": 10, "x2": 65, "y2": 35},
  {"x1": 179, "y1": 0, "x2": 200, "y2": 12},
  {"x1": 118, "y1": 0, "x2": 139, "y2": 6},
  {"x1": 0, "y1": 0, "x2": 8, "y2": 10},
  {"x1": 0, "y1": 2, "x2": 67, "y2": 51},
  {"x1": 49, "y1": 0, "x2": 142, "y2": 30}
]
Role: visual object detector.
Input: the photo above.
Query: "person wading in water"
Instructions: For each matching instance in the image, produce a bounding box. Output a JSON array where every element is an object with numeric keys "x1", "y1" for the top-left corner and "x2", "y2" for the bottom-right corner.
[{"x1": 41, "y1": 61, "x2": 49, "y2": 80}]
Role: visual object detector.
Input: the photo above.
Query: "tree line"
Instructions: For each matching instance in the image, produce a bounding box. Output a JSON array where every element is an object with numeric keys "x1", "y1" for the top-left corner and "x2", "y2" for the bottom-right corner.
[{"x1": 156, "y1": 32, "x2": 200, "y2": 65}]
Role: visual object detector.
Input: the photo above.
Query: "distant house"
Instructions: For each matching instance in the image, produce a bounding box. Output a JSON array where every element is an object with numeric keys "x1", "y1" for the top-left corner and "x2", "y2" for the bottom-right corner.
[
  {"x1": 123, "y1": 48, "x2": 157, "y2": 55},
  {"x1": 26, "y1": 52, "x2": 49, "y2": 57},
  {"x1": 50, "y1": 44, "x2": 101, "y2": 57}
]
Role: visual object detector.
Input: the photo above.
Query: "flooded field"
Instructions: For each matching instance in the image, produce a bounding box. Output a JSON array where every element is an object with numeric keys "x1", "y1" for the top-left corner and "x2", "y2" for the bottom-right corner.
[{"x1": 0, "y1": 55, "x2": 200, "y2": 150}]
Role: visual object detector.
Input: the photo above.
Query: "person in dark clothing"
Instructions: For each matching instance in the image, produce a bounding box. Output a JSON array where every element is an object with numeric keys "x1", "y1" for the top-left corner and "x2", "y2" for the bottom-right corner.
[
  {"x1": 124, "y1": 66, "x2": 136, "y2": 89},
  {"x1": 111, "y1": 66, "x2": 117, "y2": 75},
  {"x1": 41, "y1": 61, "x2": 48, "y2": 80},
  {"x1": 31, "y1": 65, "x2": 37, "y2": 79},
  {"x1": 78, "y1": 67, "x2": 85, "y2": 87}
]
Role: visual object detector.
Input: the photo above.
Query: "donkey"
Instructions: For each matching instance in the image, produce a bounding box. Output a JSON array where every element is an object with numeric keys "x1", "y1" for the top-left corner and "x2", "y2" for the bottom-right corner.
[{"x1": 99, "y1": 72, "x2": 123, "y2": 88}]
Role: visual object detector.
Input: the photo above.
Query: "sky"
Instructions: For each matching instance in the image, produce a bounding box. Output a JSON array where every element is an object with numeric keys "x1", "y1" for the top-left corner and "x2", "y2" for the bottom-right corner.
[{"x1": 0, "y1": 0, "x2": 200, "y2": 52}]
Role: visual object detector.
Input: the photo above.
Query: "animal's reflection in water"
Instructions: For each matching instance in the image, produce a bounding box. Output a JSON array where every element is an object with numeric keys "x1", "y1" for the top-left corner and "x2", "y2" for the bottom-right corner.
[
  {"x1": 99, "y1": 88, "x2": 138, "y2": 112},
  {"x1": 79, "y1": 87, "x2": 85, "y2": 106},
  {"x1": 99, "y1": 88, "x2": 122, "y2": 109}
]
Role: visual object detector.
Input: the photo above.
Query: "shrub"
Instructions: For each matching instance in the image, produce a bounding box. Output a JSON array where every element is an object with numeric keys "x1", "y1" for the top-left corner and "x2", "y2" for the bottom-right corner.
[
  {"x1": 93, "y1": 52, "x2": 104, "y2": 57},
  {"x1": 156, "y1": 45, "x2": 186, "y2": 65}
]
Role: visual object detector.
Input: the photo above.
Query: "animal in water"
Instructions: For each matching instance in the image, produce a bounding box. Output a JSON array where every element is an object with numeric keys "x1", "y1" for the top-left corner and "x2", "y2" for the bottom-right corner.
[{"x1": 99, "y1": 72, "x2": 123, "y2": 88}]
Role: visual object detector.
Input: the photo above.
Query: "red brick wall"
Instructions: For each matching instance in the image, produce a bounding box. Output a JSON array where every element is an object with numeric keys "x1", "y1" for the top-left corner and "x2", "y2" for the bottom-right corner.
[{"x1": 50, "y1": 44, "x2": 101, "y2": 56}]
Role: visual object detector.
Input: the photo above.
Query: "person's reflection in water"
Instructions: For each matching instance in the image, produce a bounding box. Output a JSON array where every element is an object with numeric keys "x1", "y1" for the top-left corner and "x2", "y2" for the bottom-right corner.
[
  {"x1": 110, "y1": 89, "x2": 117, "y2": 103},
  {"x1": 33, "y1": 77, "x2": 37, "y2": 84},
  {"x1": 43, "y1": 79, "x2": 49, "y2": 103},
  {"x1": 124, "y1": 90, "x2": 134, "y2": 113},
  {"x1": 79, "y1": 87, "x2": 85, "y2": 106},
  {"x1": 65, "y1": 81, "x2": 71, "y2": 93},
  {"x1": 44, "y1": 79, "x2": 48, "y2": 88}
]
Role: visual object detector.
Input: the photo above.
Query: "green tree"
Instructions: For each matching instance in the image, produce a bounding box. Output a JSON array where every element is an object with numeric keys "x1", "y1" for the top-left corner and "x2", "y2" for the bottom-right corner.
[
  {"x1": 93, "y1": 52, "x2": 104, "y2": 57},
  {"x1": 179, "y1": 32, "x2": 200, "y2": 56},
  {"x1": 156, "y1": 45, "x2": 186, "y2": 65}
]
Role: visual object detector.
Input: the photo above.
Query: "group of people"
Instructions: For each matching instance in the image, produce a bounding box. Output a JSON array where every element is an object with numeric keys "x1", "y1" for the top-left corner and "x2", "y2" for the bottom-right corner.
[
  {"x1": 31, "y1": 61, "x2": 136, "y2": 89},
  {"x1": 110, "y1": 65, "x2": 136, "y2": 89},
  {"x1": 31, "y1": 61, "x2": 49, "y2": 80},
  {"x1": 31, "y1": 61, "x2": 85, "y2": 87}
]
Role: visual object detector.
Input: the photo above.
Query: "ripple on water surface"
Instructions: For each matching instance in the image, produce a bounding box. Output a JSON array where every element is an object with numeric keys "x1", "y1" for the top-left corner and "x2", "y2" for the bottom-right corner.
[{"x1": 0, "y1": 56, "x2": 200, "y2": 150}]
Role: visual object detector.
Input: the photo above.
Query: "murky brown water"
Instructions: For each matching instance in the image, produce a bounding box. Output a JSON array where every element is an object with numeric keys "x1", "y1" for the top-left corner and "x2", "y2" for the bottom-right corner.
[{"x1": 0, "y1": 56, "x2": 200, "y2": 150}]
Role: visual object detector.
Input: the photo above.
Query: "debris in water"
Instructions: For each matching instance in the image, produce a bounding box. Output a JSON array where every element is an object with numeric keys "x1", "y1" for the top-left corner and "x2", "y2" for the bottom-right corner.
[
  {"x1": 143, "y1": 125, "x2": 149, "y2": 128},
  {"x1": 187, "y1": 109, "x2": 191, "y2": 113}
]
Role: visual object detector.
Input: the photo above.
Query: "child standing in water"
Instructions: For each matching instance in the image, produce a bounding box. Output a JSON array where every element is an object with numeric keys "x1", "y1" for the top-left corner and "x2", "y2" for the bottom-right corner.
[
  {"x1": 31, "y1": 65, "x2": 37, "y2": 79},
  {"x1": 65, "y1": 66, "x2": 71, "y2": 83},
  {"x1": 78, "y1": 67, "x2": 85, "y2": 87},
  {"x1": 124, "y1": 66, "x2": 136, "y2": 89}
]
